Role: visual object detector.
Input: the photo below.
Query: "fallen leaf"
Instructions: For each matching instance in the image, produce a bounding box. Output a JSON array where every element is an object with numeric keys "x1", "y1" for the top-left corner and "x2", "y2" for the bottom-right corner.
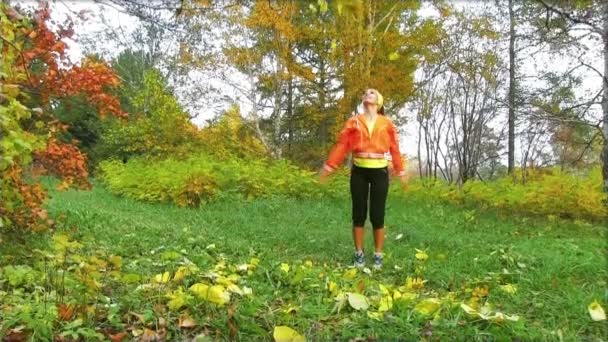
[
  {"x1": 108, "y1": 332, "x2": 128, "y2": 342},
  {"x1": 499, "y1": 284, "x2": 517, "y2": 295},
  {"x1": 367, "y1": 311, "x2": 383, "y2": 321},
  {"x1": 343, "y1": 268, "x2": 357, "y2": 280},
  {"x1": 588, "y1": 300, "x2": 606, "y2": 321},
  {"x1": 57, "y1": 303, "x2": 75, "y2": 321},
  {"x1": 415, "y1": 249, "x2": 428, "y2": 261},
  {"x1": 347, "y1": 292, "x2": 369, "y2": 311},
  {"x1": 4, "y1": 326, "x2": 27, "y2": 342},
  {"x1": 395, "y1": 233, "x2": 403, "y2": 240},
  {"x1": 178, "y1": 314, "x2": 197, "y2": 328},
  {"x1": 139, "y1": 328, "x2": 161, "y2": 342},
  {"x1": 378, "y1": 295, "x2": 393, "y2": 312},
  {"x1": 280, "y1": 263, "x2": 290, "y2": 273},
  {"x1": 414, "y1": 298, "x2": 441, "y2": 316},
  {"x1": 154, "y1": 272, "x2": 170, "y2": 284},
  {"x1": 273, "y1": 326, "x2": 305, "y2": 342}
]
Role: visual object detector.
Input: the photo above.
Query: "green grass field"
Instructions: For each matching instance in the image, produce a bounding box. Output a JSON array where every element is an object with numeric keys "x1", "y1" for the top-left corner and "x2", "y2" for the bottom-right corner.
[{"x1": 2, "y1": 183, "x2": 606, "y2": 341}]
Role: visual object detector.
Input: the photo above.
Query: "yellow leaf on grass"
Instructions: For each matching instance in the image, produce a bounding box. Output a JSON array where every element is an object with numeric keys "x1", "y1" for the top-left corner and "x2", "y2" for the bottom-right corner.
[
  {"x1": 283, "y1": 305, "x2": 298, "y2": 314},
  {"x1": 405, "y1": 276, "x2": 426, "y2": 290},
  {"x1": 378, "y1": 284, "x2": 390, "y2": 295},
  {"x1": 208, "y1": 285, "x2": 231, "y2": 305},
  {"x1": 588, "y1": 300, "x2": 606, "y2": 321},
  {"x1": 367, "y1": 311, "x2": 383, "y2": 321},
  {"x1": 190, "y1": 283, "x2": 209, "y2": 297},
  {"x1": 347, "y1": 292, "x2": 369, "y2": 311},
  {"x1": 378, "y1": 295, "x2": 393, "y2": 312},
  {"x1": 154, "y1": 272, "x2": 170, "y2": 284},
  {"x1": 304, "y1": 260, "x2": 313, "y2": 268},
  {"x1": 327, "y1": 281, "x2": 339, "y2": 295},
  {"x1": 414, "y1": 298, "x2": 441, "y2": 316},
  {"x1": 273, "y1": 326, "x2": 305, "y2": 342},
  {"x1": 499, "y1": 284, "x2": 517, "y2": 295},
  {"x1": 166, "y1": 288, "x2": 189, "y2": 311},
  {"x1": 280, "y1": 263, "x2": 290, "y2": 273},
  {"x1": 343, "y1": 268, "x2": 357, "y2": 280},
  {"x1": 173, "y1": 266, "x2": 189, "y2": 282},
  {"x1": 415, "y1": 249, "x2": 428, "y2": 261},
  {"x1": 190, "y1": 283, "x2": 230, "y2": 305}
]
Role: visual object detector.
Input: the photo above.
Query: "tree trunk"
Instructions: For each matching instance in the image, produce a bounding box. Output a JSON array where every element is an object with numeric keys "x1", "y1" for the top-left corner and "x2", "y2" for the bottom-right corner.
[
  {"x1": 602, "y1": 1, "x2": 608, "y2": 195},
  {"x1": 508, "y1": 0, "x2": 516, "y2": 174}
]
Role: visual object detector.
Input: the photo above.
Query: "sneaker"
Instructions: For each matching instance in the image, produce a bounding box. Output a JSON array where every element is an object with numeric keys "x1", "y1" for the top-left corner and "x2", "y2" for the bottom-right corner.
[
  {"x1": 354, "y1": 251, "x2": 365, "y2": 268},
  {"x1": 373, "y1": 253, "x2": 383, "y2": 270}
]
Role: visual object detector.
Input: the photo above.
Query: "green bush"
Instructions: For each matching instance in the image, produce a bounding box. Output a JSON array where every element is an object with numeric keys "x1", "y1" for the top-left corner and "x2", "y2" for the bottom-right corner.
[
  {"x1": 406, "y1": 167, "x2": 607, "y2": 221},
  {"x1": 99, "y1": 155, "x2": 348, "y2": 206}
]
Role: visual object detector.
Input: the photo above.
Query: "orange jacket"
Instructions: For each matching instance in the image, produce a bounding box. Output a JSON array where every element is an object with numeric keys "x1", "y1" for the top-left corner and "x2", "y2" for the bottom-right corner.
[{"x1": 324, "y1": 114, "x2": 406, "y2": 176}]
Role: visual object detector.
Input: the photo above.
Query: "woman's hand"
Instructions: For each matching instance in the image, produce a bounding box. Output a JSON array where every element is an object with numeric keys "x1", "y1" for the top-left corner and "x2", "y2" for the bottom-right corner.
[{"x1": 319, "y1": 168, "x2": 331, "y2": 184}]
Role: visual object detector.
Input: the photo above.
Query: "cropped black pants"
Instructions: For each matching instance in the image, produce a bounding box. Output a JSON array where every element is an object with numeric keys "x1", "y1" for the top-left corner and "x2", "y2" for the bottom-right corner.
[{"x1": 350, "y1": 166, "x2": 389, "y2": 229}]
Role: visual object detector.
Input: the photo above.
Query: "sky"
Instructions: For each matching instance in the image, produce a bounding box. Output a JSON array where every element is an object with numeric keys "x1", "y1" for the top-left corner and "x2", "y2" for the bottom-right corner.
[{"x1": 12, "y1": 0, "x2": 604, "y2": 161}]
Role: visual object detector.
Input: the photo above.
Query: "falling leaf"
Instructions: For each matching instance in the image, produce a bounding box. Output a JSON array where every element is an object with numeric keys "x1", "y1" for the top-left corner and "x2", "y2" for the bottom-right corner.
[
  {"x1": 414, "y1": 298, "x2": 441, "y2": 316},
  {"x1": 273, "y1": 326, "x2": 305, "y2": 342},
  {"x1": 178, "y1": 314, "x2": 197, "y2": 328},
  {"x1": 388, "y1": 52, "x2": 400, "y2": 61},
  {"x1": 330, "y1": 39, "x2": 337, "y2": 51},
  {"x1": 347, "y1": 292, "x2": 369, "y2": 311},
  {"x1": 499, "y1": 284, "x2": 517, "y2": 295},
  {"x1": 280, "y1": 263, "x2": 290, "y2": 273},
  {"x1": 588, "y1": 300, "x2": 606, "y2": 321},
  {"x1": 415, "y1": 249, "x2": 428, "y2": 261},
  {"x1": 395, "y1": 234, "x2": 403, "y2": 240}
]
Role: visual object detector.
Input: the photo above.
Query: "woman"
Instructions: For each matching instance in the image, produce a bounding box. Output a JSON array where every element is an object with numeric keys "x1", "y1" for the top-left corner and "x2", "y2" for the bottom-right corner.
[{"x1": 320, "y1": 88, "x2": 408, "y2": 269}]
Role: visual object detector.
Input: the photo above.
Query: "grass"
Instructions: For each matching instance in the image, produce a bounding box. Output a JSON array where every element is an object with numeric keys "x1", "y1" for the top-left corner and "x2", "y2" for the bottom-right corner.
[{"x1": 1, "y1": 181, "x2": 606, "y2": 341}]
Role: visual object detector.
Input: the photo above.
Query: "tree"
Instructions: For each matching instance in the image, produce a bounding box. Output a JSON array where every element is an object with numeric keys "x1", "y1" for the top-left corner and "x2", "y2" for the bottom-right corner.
[{"x1": 0, "y1": 4, "x2": 125, "y2": 230}]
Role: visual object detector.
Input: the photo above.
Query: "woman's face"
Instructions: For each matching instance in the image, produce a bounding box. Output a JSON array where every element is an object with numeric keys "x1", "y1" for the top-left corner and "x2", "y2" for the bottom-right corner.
[{"x1": 362, "y1": 89, "x2": 378, "y2": 106}]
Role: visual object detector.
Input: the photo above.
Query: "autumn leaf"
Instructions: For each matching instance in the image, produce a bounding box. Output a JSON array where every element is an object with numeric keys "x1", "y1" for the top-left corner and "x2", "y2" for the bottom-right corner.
[
  {"x1": 273, "y1": 326, "x2": 305, "y2": 342},
  {"x1": 280, "y1": 263, "x2": 290, "y2": 273},
  {"x1": 343, "y1": 268, "x2": 357, "y2": 280},
  {"x1": 499, "y1": 284, "x2": 517, "y2": 295},
  {"x1": 154, "y1": 272, "x2": 170, "y2": 284},
  {"x1": 588, "y1": 300, "x2": 606, "y2": 321},
  {"x1": 367, "y1": 311, "x2": 383, "y2": 321},
  {"x1": 108, "y1": 332, "x2": 128, "y2": 342},
  {"x1": 414, "y1": 298, "x2": 441, "y2": 316},
  {"x1": 347, "y1": 292, "x2": 369, "y2": 311},
  {"x1": 415, "y1": 249, "x2": 428, "y2": 261},
  {"x1": 57, "y1": 303, "x2": 75, "y2": 321},
  {"x1": 178, "y1": 314, "x2": 197, "y2": 328}
]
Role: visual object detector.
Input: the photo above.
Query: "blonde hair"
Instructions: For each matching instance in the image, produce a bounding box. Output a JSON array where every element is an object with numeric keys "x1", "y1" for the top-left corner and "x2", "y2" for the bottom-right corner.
[{"x1": 366, "y1": 88, "x2": 384, "y2": 114}]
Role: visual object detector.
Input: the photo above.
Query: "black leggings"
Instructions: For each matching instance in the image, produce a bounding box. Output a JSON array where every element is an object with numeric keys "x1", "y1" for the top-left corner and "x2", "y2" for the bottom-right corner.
[{"x1": 350, "y1": 166, "x2": 389, "y2": 229}]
